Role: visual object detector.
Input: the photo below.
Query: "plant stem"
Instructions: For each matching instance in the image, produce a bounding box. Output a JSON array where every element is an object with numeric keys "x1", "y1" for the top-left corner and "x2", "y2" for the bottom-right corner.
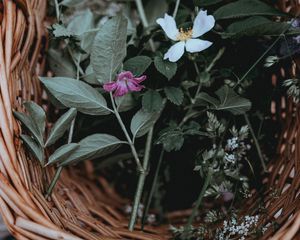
[
  {"x1": 173, "y1": 0, "x2": 181, "y2": 18},
  {"x1": 110, "y1": 93, "x2": 143, "y2": 171},
  {"x1": 244, "y1": 114, "x2": 267, "y2": 172},
  {"x1": 46, "y1": 56, "x2": 81, "y2": 198},
  {"x1": 135, "y1": 0, "x2": 155, "y2": 52},
  {"x1": 128, "y1": 127, "x2": 154, "y2": 231},
  {"x1": 141, "y1": 148, "x2": 164, "y2": 230},
  {"x1": 183, "y1": 169, "x2": 213, "y2": 236},
  {"x1": 54, "y1": 0, "x2": 60, "y2": 21}
]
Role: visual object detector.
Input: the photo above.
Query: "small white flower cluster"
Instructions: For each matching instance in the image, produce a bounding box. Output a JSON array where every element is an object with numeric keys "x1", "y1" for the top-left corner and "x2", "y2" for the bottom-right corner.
[
  {"x1": 226, "y1": 137, "x2": 239, "y2": 151},
  {"x1": 224, "y1": 153, "x2": 236, "y2": 164},
  {"x1": 216, "y1": 215, "x2": 259, "y2": 240},
  {"x1": 124, "y1": 204, "x2": 156, "y2": 224}
]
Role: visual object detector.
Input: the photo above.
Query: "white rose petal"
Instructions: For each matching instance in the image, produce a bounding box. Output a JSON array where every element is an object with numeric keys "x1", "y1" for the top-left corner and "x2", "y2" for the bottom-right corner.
[
  {"x1": 164, "y1": 41, "x2": 185, "y2": 62},
  {"x1": 186, "y1": 39, "x2": 212, "y2": 53},
  {"x1": 192, "y1": 10, "x2": 215, "y2": 38},
  {"x1": 156, "y1": 14, "x2": 179, "y2": 41}
]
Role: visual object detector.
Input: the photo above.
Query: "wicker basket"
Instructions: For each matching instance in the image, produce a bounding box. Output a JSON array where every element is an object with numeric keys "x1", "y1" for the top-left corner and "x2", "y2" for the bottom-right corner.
[{"x1": 0, "y1": 0, "x2": 300, "y2": 239}]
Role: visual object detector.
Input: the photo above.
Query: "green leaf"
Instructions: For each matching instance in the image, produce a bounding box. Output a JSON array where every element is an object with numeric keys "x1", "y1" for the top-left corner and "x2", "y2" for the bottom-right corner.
[
  {"x1": 142, "y1": 90, "x2": 163, "y2": 112},
  {"x1": 45, "y1": 108, "x2": 77, "y2": 147},
  {"x1": 215, "y1": 86, "x2": 251, "y2": 114},
  {"x1": 195, "y1": 86, "x2": 251, "y2": 115},
  {"x1": 20, "y1": 134, "x2": 44, "y2": 165},
  {"x1": 225, "y1": 16, "x2": 297, "y2": 39},
  {"x1": 214, "y1": 0, "x2": 287, "y2": 20},
  {"x1": 39, "y1": 77, "x2": 111, "y2": 115},
  {"x1": 23, "y1": 102, "x2": 46, "y2": 139},
  {"x1": 83, "y1": 64, "x2": 99, "y2": 85},
  {"x1": 48, "y1": 48, "x2": 76, "y2": 78},
  {"x1": 154, "y1": 56, "x2": 177, "y2": 80},
  {"x1": 194, "y1": 0, "x2": 223, "y2": 6},
  {"x1": 47, "y1": 143, "x2": 79, "y2": 166},
  {"x1": 23, "y1": 101, "x2": 46, "y2": 142},
  {"x1": 156, "y1": 128, "x2": 184, "y2": 152},
  {"x1": 60, "y1": 134, "x2": 123, "y2": 166},
  {"x1": 130, "y1": 108, "x2": 163, "y2": 139},
  {"x1": 14, "y1": 112, "x2": 44, "y2": 147},
  {"x1": 115, "y1": 94, "x2": 136, "y2": 112},
  {"x1": 164, "y1": 87, "x2": 184, "y2": 105},
  {"x1": 123, "y1": 56, "x2": 152, "y2": 76},
  {"x1": 67, "y1": 9, "x2": 94, "y2": 35},
  {"x1": 91, "y1": 14, "x2": 128, "y2": 84}
]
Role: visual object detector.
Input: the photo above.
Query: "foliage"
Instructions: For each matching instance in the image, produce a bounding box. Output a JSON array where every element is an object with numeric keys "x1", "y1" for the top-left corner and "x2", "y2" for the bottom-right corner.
[{"x1": 14, "y1": 0, "x2": 298, "y2": 238}]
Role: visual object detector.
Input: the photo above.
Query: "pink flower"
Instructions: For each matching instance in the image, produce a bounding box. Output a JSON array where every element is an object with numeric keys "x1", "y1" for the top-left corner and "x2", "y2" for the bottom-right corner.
[{"x1": 103, "y1": 71, "x2": 146, "y2": 97}]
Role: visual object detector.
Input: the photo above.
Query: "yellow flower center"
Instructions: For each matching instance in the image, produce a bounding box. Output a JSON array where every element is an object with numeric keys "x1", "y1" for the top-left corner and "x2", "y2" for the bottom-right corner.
[{"x1": 176, "y1": 28, "x2": 193, "y2": 41}]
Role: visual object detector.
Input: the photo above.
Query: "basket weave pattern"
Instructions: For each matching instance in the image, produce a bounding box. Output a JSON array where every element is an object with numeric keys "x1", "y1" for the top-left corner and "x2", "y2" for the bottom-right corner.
[{"x1": 0, "y1": 0, "x2": 299, "y2": 239}]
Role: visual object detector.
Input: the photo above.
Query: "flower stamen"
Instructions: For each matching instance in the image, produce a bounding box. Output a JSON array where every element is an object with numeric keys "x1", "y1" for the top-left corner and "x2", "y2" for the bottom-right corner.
[{"x1": 176, "y1": 27, "x2": 193, "y2": 41}]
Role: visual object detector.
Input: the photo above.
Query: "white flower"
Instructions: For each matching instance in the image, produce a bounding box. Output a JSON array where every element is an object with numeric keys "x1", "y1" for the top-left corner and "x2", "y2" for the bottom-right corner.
[{"x1": 156, "y1": 10, "x2": 215, "y2": 62}]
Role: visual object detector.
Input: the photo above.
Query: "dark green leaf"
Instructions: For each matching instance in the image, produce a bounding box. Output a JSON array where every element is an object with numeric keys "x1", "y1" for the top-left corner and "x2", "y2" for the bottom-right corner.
[
  {"x1": 24, "y1": 101, "x2": 46, "y2": 140},
  {"x1": 215, "y1": 86, "x2": 251, "y2": 114},
  {"x1": 164, "y1": 87, "x2": 184, "y2": 105},
  {"x1": 47, "y1": 143, "x2": 79, "y2": 166},
  {"x1": 60, "y1": 134, "x2": 123, "y2": 166},
  {"x1": 123, "y1": 56, "x2": 152, "y2": 76},
  {"x1": 91, "y1": 14, "x2": 128, "y2": 84},
  {"x1": 194, "y1": 0, "x2": 223, "y2": 6},
  {"x1": 154, "y1": 56, "x2": 177, "y2": 80},
  {"x1": 214, "y1": 0, "x2": 287, "y2": 20},
  {"x1": 131, "y1": 107, "x2": 163, "y2": 139},
  {"x1": 196, "y1": 86, "x2": 251, "y2": 115},
  {"x1": 20, "y1": 134, "x2": 44, "y2": 165},
  {"x1": 45, "y1": 108, "x2": 77, "y2": 147},
  {"x1": 225, "y1": 16, "x2": 298, "y2": 39},
  {"x1": 156, "y1": 128, "x2": 184, "y2": 152},
  {"x1": 142, "y1": 90, "x2": 163, "y2": 112},
  {"x1": 39, "y1": 77, "x2": 111, "y2": 115},
  {"x1": 145, "y1": 0, "x2": 168, "y2": 25},
  {"x1": 14, "y1": 112, "x2": 44, "y2": 147}
]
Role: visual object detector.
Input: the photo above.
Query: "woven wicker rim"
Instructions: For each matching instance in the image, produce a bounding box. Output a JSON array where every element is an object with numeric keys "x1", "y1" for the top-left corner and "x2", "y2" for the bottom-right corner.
[{"x1": 0, "y1": 0, "x2": 299, "y2": 239}]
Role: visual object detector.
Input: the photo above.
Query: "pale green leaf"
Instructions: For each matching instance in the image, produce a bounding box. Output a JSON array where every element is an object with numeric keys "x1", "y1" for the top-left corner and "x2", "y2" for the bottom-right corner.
[
  {"x1": 20, "y1": 134, "x2": 44, "y2": 165},
  {"x1": 39, "y1": 77, "x2": 111, "y2": 115},
  {"x1": 130, "y1": 108, "x2": 163, "y2": 139},
  {"x1": 45, "y1": 108, "x2": 77, "y2": 147},
  {"x1": 60, "y1": 134, "x2": 123, "y2": 166},
  {"x1": 47, "y1": 143, "x2": 79, "y2": 166},
  {"x1": 24, "y1": 101, "x2": 46, "y2": 139},
  {"x1": 13, "y1": 112, "x2": 44, "y2": 147},
  {"x1": 91, "y1": 14, "x2": 128, "y2": 83},
  {"x1": 115, "y1": 94, "x2": 136, "y2": 112}
]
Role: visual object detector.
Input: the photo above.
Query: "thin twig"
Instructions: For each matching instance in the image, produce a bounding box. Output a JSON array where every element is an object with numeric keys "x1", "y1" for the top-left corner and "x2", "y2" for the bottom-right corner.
[
  {"x1": 244, "y1": 114, "x2": 267, "y2": 172},
  {"x1": 173, "y1": 0, "x2": 181, "y2": 18}
]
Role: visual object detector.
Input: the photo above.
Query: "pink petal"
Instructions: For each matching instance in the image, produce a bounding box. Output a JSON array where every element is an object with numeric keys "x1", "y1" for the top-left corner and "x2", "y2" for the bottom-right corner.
[
  {"x1": 133, "y1": 75, "x2": 147, "y2": 83},
  {"x1": 103, "y1": 82, "x2": 117, "y2": 92},
  {"x1": 127, "y1": 80, "x2": 144, "y2": 92},
  {"x1": 114, "y1": 82, "x2": 129, "y2": 97},
  {"x1": 117, "y1": 71, "x2": 134, "y2": 80}
]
